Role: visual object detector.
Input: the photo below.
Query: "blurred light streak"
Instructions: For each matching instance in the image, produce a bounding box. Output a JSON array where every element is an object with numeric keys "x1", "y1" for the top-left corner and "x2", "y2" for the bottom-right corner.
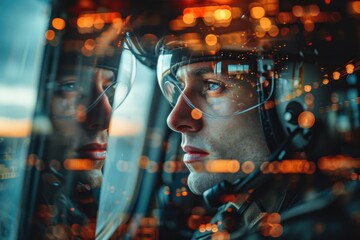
[
  {"x1": 205, "y1": 159, "x2": 240, "y2": 173},
  {"x1": 64, "y1": 159, "x2": 94, "y2": 170},
  {"x1": 183, "y1": 5, "x2": 231, "y2": 19},
  {"x1": 0, "y1": 118, "x2": 32, "y2": 137},
  {"x1": 318, "y1": 155, "x2": 360, "y2": 171},
  {"x1": 109, "y1": 117, "x2": 142, "y2": 136},
  {"x1": 212, "y1": 231, "x2": 230, "y2": 238},
  {"x1": 180, "y1": 5, "x2": 239, "y2": 27},
  {"x1": 261, "y1": 160, "x2": 316, "y2": 174},
  {"x1": 78, "y1": 12, "x2": 121, "y2": 26}
]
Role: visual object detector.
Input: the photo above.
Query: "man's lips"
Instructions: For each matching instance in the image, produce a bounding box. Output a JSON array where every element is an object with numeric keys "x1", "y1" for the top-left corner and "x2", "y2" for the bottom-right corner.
[
  {"x1": 76, "y1": 143, "x2": 107, "y2": 160},
  {"x1": 182, "y1": 145, "x2": 209, "y2": 163}
]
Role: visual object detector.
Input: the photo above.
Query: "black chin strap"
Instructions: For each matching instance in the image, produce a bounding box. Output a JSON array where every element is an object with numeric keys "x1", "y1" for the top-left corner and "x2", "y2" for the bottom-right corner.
[{"x1": 203, "y1": 127, "x2": 303, "y2": 209}]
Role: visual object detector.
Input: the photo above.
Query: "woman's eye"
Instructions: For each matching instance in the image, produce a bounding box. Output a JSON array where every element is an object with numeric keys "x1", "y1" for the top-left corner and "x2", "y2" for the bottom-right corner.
[{"x1": 57, "y1": 82, "x2": 76, "y2": 93}]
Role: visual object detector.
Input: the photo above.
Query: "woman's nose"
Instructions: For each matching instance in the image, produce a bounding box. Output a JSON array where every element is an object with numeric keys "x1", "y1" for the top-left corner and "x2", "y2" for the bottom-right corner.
[{"x1": 84, "y1": 90, "x2": 112, "y2": 131}]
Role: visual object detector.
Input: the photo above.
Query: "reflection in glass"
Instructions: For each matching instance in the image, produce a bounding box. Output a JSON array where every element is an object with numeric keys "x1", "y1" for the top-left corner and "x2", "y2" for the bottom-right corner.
[{"x1": 25, "y1": 10, "x2": 136, "y2": 239}]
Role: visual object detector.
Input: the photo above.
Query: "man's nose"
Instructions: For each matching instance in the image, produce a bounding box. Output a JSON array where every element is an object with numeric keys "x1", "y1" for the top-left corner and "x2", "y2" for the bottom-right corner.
[
  {"x1": 167, "y1": 92, "x2": 203, "y2": 133},
  {"x1": 84, "y1": 90, "x2": 112, "y2": 131}
]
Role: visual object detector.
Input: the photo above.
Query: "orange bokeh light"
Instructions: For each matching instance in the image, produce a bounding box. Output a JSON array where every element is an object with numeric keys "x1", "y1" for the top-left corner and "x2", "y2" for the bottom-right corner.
[
  {"x1": 45, "y1": 30, "x2": 55, "y2": 41},
  {"x1": 241, "y1": 160, "x2": 255, "y2": 174},
  {"x1": 298, "y1": 111, "x2": 315, "y2": 128},
  {"x1": 183, "y1": 13, "x2": 196, "y2": 25},
  {"x1": 268, "y1": 25, "x2": 279, "y2": 37},
  {"x1": 191, "y1": 108, "x2": 203, "y2": 120},
  {"x1": 205, "y1": 34, "x2": 217, "y2": 46},
  {"x1": 304, "y1": 20, "x2": 315, "y2": 32},
  {"x1": 332, "y1": 71, "x2": 341, "y2": 80},
  {"x1": 352, "y1": 1, "x2": 360, "y2": 14},
  {"x1": 260, "y1": 17, "x2": 272, "y2": 31},
  {"x1": 346, "y1": 64, "x2": 355, "y2": 74},
  {"x1": 94, "y1": 18, "x2": 105, "y2": 29},
  {"x1": 84, "y1": 39, "x2": 96, "y2": 51},
  {"x1": 250, "y1": 6, "x2": 265, "y2": 19},
  {"x1": 292, "y1": 5, "x2": 304, "y2": 17},
  {"x1": 52, "y1": 18, "x2": 66, "y2": 30},
  {"x1": 304, "y1": 84, "x2": 312, "y2": 92}
]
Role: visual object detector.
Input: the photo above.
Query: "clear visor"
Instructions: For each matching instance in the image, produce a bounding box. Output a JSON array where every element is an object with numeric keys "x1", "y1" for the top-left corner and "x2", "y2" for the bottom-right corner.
[
  {"x1": 157, "y1": 51, "x2": 274, "y2": 118},
  {"x1": 88, "y1": 46, "x2": 136, "y2": 112}
]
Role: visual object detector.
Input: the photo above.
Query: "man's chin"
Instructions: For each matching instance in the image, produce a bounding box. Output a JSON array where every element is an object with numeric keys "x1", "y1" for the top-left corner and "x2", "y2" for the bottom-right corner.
[
  {"x1": 187, "y1": 172, "x2": 220, "y2": 196},
  {"x1": 187, "y1": 171, "x2": 245, "y2": 196}
]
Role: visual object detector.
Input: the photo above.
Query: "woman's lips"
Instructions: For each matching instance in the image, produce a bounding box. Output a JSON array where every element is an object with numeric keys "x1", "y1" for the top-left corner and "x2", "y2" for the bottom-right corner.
[
  {"x1": 77, "y1": 150, "x2": 107, "y2": 160},
  {"x1": 182, "y1": 145, "x2": 209, "y2": 163},
  {"x1": 76, "y1": 144, "x2": 107, "y2": 161}
]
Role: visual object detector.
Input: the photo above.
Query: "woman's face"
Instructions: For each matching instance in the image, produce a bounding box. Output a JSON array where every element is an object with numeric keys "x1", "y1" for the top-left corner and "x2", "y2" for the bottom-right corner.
[{"x1": 44, "y1": 65, "x2": 115, "y2": 226}]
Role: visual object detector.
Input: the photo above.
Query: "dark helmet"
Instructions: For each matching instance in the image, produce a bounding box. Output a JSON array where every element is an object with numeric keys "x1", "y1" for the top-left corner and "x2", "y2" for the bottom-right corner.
[
  {"x1": 38, "y1": 6, "x2": 137, "y2": 121},
  {"x1": 145, "y1": 0, "x2": 360, "y2": 161}
]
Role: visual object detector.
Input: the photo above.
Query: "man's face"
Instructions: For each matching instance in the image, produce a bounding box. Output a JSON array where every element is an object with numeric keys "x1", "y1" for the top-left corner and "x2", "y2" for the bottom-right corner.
[{"x1": 166, "y1": 61, "x2": 271, "y2": 195}]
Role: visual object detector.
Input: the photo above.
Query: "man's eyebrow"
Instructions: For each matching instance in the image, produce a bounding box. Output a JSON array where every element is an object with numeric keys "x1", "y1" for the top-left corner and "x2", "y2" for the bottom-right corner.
[
  {"x1": 190, "y1": 66, "x2": 213, "y2": 75},
  {"x1": 176, "y1": 64, "x2": 214, "y2": 84}
]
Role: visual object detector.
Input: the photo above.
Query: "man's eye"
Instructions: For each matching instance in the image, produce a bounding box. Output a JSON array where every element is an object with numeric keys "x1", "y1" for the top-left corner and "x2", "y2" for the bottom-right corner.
[{"x1": 204, "y1": 80, "x2": 225, "y2": 94}]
